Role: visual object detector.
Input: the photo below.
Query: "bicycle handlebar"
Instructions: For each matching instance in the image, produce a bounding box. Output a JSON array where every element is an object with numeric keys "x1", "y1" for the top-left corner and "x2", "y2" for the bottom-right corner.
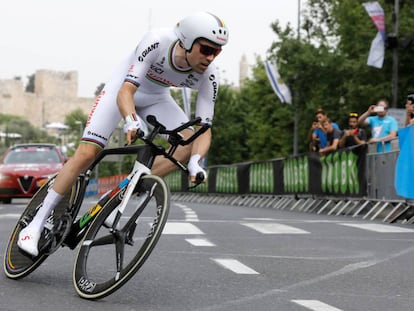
[
  {"x1": 89, "y1": 115, "x2": 210, "y2": 173},
  {"x1": 143, "y1": 115, "x2": 210, "y2": 147}
]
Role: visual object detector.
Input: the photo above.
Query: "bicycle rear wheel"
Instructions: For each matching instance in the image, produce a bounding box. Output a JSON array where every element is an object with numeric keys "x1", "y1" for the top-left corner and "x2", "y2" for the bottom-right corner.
[
  {"x1": 3, "y1": 177, "x2": 77, "y2": 279},
  {"x1": 73, "y1": 174, "x2": 170, "y2": 300}
]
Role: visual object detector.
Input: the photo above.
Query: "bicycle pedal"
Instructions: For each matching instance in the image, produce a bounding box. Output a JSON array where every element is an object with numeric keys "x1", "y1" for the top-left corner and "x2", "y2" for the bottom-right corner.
[{"x1": 42, "y1": 214, "x2": 73, "y2": 255}]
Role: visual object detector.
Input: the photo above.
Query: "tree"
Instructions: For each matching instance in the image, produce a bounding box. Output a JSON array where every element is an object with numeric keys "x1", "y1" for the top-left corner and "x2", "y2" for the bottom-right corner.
[
  {"x1": 64, "y1": 109, "x2": 88, "y2": 138},
  {"x1": 0, "y1": 114, "x2": 58, "y2": 151},
  {"x1": 208, "y1": 85, "x2": 248, "y2": 164},
  {"x1": 257, "y1": 0, "x2": 414, "y2": 153}
]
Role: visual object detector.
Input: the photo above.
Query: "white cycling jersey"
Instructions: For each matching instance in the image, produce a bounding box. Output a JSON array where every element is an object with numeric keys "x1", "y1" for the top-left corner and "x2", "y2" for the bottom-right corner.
[{"x1": 82, "y1": 28, "x2": 220, "y2": 149}]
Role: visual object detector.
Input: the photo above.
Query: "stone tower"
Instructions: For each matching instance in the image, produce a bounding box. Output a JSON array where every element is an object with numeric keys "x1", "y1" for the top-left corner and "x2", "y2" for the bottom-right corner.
[{"x1": 239, "y1": 54, "x2": 249, "y2": 87}]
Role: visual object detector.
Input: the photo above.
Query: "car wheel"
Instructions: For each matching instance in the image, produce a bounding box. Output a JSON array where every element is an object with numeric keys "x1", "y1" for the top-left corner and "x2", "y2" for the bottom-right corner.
[{"x1": 2, "y1": 198, "x2": 12, "y2": 204}]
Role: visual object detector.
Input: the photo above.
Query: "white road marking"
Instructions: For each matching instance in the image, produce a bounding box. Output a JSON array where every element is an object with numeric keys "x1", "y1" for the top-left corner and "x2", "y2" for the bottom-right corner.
[
  {"x1": 162, "y1": 222, "x2": 204, "y2": 235},
  {"x1": 185, "y1": 238, "x2": 215, "y2": 247},
  {"x1": 339, "y1": 223, "x2": 414, "y2": 233},
  {"x1": 292, "y1": 300, "x2": 343, "y2": 311},
  {"x1": 243, "y1": 217, "x2": 276, "y2": 221},
  {"x1": 174, "y1": 203, "x2": 199, "y2": 222},
  {"x1": 242, "y1": 223, "x2": 309, "y2": 234},
  {"x1": 212, "y1": 258, "x2": 259, "y2": 274}
]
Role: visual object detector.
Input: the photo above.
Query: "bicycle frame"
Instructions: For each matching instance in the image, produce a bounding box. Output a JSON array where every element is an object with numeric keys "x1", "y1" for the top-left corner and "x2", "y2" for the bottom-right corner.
[{"x1": 63, "y1": 116, "x2": 210, "y2": 249}]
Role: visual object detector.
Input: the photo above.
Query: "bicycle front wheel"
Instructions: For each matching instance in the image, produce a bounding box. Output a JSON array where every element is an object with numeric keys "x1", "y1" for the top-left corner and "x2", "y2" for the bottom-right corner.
[{"x1": 73, "y1": 174, "x2": 170, "y2": 300}]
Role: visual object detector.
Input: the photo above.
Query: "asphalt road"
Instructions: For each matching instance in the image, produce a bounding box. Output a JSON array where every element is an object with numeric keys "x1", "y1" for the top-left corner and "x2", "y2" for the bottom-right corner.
[{"x1": 1, "y1": 197, "x2": 414, "y2": 311}]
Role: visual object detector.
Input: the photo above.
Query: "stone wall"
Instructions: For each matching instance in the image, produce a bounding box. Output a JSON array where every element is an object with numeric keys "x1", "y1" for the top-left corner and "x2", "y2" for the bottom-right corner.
[{"x1": 0, "y1": 70, "x2": 93, "y2": 128}]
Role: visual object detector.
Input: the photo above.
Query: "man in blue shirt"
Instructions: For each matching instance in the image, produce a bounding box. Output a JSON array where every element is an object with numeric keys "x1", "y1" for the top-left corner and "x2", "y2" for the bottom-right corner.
[
  {"x1": 308, "y1": 108, "x2": 340, "y2": 152},
  {"x1": 358, "y1": 99, "x2": 398, "y2": 153}
]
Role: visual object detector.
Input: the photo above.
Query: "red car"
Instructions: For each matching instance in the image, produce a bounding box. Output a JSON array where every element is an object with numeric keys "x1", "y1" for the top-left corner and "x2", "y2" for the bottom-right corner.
[{"x1": 0, "y1": 143, "x2": 66, "y2": 204}]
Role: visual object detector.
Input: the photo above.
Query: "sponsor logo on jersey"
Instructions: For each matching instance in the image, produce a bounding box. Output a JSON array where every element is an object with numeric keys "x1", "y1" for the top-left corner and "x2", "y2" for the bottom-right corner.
[
  {"x1": 187, "y1": 73, "x2": 199, "y2": 83},
  {"x1": 209, "y1": 74, "x2": 218, "y2": 101},
  {"x1": 137, "y1": 42, "x2": 160, "y2": 62},
  {"x1": 87, "y1": 130, "x2": 108, "y2": 142},
  {"x1": 156, "y1": 57, "x2": 166, "y2": 67},
  {"x1": 86, "y1": 90, "x2": 105, "y2": 126},
  {"x1": 150, "y1": 64, "x2": 164, "y2": 75},
  {"x1": 126, "y1": 74, "x2": 139, "y2": 80}
]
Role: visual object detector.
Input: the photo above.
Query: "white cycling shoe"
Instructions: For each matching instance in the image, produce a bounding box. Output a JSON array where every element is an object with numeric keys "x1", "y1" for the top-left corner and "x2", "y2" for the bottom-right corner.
[{"x1": 17, "y1": 226, "x2": 41, "y2": 257}]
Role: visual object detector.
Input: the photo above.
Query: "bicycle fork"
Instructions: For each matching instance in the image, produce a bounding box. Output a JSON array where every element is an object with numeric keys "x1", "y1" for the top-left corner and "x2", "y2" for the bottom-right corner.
[{"x1": 108, "y1": 161, "x2": 151, "y2": 231}]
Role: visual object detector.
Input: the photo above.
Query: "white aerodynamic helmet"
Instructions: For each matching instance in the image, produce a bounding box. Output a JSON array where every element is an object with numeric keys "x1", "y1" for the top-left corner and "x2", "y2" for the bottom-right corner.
[{"x1": 175, "y1": 12, "x2": 229, "y2": 51}]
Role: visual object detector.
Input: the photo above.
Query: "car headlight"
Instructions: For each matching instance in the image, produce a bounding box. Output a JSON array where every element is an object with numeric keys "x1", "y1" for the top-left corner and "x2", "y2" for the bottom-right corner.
[{"x1": 0, "y1": 173, "x2": 12, "y2": 180}]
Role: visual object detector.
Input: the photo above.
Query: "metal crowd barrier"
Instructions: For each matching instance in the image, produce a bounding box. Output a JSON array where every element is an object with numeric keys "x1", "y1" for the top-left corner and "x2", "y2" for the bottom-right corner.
[{"x1": 166, "y1": 138, "x2": 414, "y2": 225}]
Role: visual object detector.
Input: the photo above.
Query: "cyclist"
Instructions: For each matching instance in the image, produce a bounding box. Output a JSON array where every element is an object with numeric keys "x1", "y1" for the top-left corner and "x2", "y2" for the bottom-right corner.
[{"x1": 18, "y1": 11, "x2": 229, "y2": 256}]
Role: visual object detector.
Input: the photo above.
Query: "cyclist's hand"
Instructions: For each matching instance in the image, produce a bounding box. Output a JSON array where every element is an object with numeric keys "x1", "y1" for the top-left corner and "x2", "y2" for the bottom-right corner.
[
  {"x1": 188, "y1": 154, "x2": 207, "y2": 183},
  {"x1": 123, "y1": 113, "x2": 147, "y2": 145}
]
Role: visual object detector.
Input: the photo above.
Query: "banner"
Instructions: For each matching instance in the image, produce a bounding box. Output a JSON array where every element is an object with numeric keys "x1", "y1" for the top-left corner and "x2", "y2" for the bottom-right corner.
[
  {"x1": 395, "y1": 125, "x2": 414, "y2": 199},
  {"x1": 367, "y1": 32, "x2": 385, "y2": 68},
  {"x1": 264, "y1": 60, "x2": 292, "y2": 104},
  {"x1": 363, "y1": 1, "x2": 386, "y2": 40},
  {"x1": 363, "y1": 2, "x2": 386, "y2": 69},
  {"x1": 181, "y1": 87, "x2": 192, "y2": 118},
  {"x1": 319, "y1": 146, "x2": 367, "y2": 197}
]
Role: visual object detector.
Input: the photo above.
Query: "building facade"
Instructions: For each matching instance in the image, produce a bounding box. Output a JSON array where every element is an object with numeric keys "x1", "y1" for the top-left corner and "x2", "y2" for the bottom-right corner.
[{"x1": 0, "y1": 70, "x2": 92, "y2": 128}]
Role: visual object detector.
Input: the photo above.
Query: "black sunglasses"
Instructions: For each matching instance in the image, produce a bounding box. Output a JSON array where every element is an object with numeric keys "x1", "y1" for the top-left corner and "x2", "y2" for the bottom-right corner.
[{"x1": 198, "y1": 43, "x2": 221, "y2": 57}]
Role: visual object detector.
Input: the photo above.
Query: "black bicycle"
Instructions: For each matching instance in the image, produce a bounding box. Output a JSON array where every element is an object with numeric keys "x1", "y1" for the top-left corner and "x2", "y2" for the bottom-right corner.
[{"x1": 3, "y1": 115, "x2": 209, "y2": 300}]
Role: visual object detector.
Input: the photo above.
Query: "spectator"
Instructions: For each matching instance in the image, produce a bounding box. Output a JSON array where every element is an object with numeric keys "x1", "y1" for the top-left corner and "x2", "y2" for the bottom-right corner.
[
  {"x1": 338, "y1": 112, "x2": 367, "y2": 148},
  {"x1": 308, "y1": 108, "x2": 340, "y2": 152},
  {"x1": 319, "y1": 118, "x2": 342, "y2": 156},
  {"x1": 308, "y1": 119, "x2": 325, "y2": 152},
  {"x1": 358, "y1": 98, "x2": 398, "y2": 153},
  {"x1": 405, "y1": 94, "x2": 414, "y2": 126}
]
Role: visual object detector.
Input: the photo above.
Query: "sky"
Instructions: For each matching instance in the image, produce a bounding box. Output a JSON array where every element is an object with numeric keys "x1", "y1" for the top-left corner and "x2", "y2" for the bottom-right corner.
[{"x1": 1, "y1": 0, "x2": 301, "y2": 97}]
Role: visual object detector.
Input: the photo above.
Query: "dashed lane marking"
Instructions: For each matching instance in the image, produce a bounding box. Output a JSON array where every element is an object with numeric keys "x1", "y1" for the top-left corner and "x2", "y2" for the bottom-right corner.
[
  {"x1": 242, "y1": 222, "x2": 310, "y2": 234},
  {"x1": 185, "y1": 238, "x2": 215, "y2": 247},
  {"x1": 292, "y1": 300, "x2": 343, "y2": 311},
  {"x1": 212, "y1": 258, "x2": 259, "y2": 275},
  {"x1": 162, "y1": 222, "x2": 204, "y2": 235},
  {"x1": 174, "y1": 203, "x2": 199, "y2": 222}
]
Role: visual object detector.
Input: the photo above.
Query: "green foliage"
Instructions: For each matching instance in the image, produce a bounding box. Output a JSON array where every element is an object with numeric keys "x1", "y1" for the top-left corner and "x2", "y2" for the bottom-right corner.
[
  {"x1": 209, "y1": 0, "x2": 414, "y2": 161},
  {"x1": 240, "y1": 62, "x2": 294, "y2": 160},
  {"x1": 64, "y1": 109, "x2": 88, "y2": 140},
  {"x1": 0, "y1": 114, "x2": 59, "y2": 153},
  {"x1": 208, "y1": 85, "x2": 248, "y2": 164},
  {"x1": 260, "y1": 0, "x2": 414, "y2": 153}
]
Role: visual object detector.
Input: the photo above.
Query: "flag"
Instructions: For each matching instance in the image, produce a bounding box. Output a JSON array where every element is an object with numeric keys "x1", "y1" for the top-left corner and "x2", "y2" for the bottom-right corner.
[
  {"x1": 394, "y1": 125, "x2": 414, "y2": 199},
  {"x1": 264, "y1": 60, "x2": 292, "y2": 104},
  {"x1": 363, "y1": 1, "x2": 386, "y2": 40},
  {"x1": 181, "y1": 87, "x2": 192, "y2": 118},
  {"x1": 367, "y1": 32, "x2": 385, "y2": 68},
  {"x1": 363, "y1": 2, "x2": 386, "y2": 69}
]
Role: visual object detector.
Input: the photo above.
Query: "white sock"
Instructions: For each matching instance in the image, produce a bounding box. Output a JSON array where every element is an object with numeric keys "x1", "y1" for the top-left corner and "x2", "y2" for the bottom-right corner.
[{"x1": 28, "y1": 188, "x2": 64, "y2": 232}]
